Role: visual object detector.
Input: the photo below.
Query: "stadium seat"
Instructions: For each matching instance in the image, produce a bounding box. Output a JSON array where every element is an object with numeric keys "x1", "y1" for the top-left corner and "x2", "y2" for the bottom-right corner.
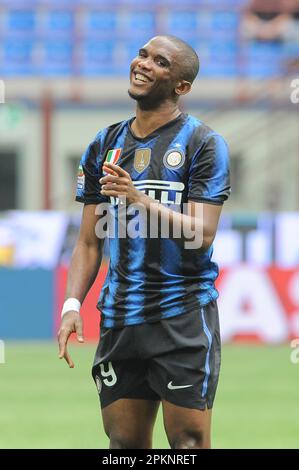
[
  {"x1": 210, "y1": 11, "x2": 239, "y2": 30},
  {"x1": 45, "y1": 10, "x2": 74, "y2": 33},
  {"x1": 41, "y1": 40, "x2": 73, "y2": 76},
  {"x1": 167, "y1": 11, "x2": 198, "y2": 34},
  {"x1": 7, "y1": 9, "x2": 36, "y2": 32},
  {"x1": 3, "y1": 39, "x2": 35, "y2": 62},
  {"x1": 2, "y1": 39, "x2": 35, "y2": 75},
  {"x1": 79, "y1": 40, "x2": 121, "y2": 75},
  {"x1": 207, "y1": 40, "x2": 238, "y2": 58},
  {"x1": 81, "y1": 0, "x2": 122, "y2": 5},
  {"x1": 86, "y1": 10, "x2": 118, "y2": 34},
  {"x1": 200, "y1": 60, "x2": 238, "y2": 77},
  {"x1": 246, "y1": 42, "x2": 283, "y2": 59},
  {"x1": 126, "y1": 11, "x2": 156, "y2": 36},
  {"x1": 83, "y1": 40, "x2": 115, "y2": 61},
  {"x1": 201, "y1": 0, "x2": 247, "y2": 6}
]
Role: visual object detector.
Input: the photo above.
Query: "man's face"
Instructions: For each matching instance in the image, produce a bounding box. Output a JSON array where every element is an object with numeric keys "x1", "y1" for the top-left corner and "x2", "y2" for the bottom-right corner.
[{"x1": 128, "y1": 37, "x2": 181, "y2": 107}]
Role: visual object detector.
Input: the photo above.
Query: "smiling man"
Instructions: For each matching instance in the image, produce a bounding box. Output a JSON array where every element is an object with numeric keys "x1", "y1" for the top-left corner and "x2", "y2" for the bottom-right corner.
[{"x1": 57, "y1": 35, "x2": 230, "y2": 449}]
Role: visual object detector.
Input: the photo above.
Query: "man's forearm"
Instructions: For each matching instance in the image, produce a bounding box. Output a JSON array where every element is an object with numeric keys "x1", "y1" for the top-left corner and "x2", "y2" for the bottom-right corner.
[
  {"x1": 138, "y1": 193, "x2": 209, "y2": 249},
  {"x1": 65, "y1": 241, "x2": 103, "y2": 303}
]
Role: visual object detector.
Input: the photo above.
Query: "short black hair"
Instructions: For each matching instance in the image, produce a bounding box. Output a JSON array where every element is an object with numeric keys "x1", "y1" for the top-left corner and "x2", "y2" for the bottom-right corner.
[{"x1": 159, "y1": 35, "x2": 200, "y2": 83}]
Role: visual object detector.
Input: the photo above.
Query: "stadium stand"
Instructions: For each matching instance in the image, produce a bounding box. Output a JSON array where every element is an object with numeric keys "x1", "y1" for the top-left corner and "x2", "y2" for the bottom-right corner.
[{"x1": 0, "y1": 0, "x2": 298, "y2": 77}]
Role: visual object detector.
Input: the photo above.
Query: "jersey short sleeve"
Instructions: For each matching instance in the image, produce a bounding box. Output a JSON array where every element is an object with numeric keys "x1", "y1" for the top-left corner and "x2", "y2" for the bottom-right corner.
[
  {"x1": 188, "y1": 133, "x2": 231, "y2": 205},
  {"x1": 75, "y1": 132, "x2": 108, "y2": 205}
]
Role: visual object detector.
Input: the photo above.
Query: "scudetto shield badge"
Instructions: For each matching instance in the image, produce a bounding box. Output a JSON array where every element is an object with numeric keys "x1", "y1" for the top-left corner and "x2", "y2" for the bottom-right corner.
[{"x1": 134, "y1": 148, "x2": 151, "y2": 173}]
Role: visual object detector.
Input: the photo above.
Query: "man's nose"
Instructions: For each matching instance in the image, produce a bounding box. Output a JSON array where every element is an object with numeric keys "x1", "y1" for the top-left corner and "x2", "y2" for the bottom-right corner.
[{"x1": 138, "y1": 57, "x2": 152, "y2": 70}]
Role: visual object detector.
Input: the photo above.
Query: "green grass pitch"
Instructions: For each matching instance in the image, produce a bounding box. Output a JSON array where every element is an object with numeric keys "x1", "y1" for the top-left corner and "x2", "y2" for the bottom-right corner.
[{"x1": 0, "y1": 342, "x2": 298, "y2": 449}]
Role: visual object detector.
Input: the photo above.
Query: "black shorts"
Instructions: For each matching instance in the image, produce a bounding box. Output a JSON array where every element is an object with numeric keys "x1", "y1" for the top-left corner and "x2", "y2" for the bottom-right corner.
[{"x1": 92, "y1": 301, "x2": 221, "y2": 411}]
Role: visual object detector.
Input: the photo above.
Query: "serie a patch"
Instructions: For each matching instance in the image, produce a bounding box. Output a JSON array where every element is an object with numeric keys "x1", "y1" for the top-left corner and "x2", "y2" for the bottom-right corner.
[{"x1": 77, "y1": 164, "x2": 85, "y2": 190}]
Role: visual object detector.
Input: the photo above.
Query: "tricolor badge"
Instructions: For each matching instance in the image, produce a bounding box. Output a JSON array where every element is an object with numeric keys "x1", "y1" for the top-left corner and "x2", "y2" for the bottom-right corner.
[{"x1": 103, "y1": 148, "x2": 122, "y2": 175}]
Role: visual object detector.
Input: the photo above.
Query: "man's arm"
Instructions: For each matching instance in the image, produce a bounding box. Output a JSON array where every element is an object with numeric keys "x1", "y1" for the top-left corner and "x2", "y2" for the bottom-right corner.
[
  {"x1": 100, "y1": 162, "x2": 222, "y2": 251},
  {"x1": 136, "y1": 195, "x2": 222, "y2": 251},
  {"x1": 57, "y1": 204, "x2": 105, "y2": 368}
]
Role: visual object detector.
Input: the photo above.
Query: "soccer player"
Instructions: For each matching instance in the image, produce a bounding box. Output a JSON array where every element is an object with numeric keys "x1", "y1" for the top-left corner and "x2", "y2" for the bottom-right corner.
[{"x1": 57, "y1": 35, "x2": 230, "y2": 449}]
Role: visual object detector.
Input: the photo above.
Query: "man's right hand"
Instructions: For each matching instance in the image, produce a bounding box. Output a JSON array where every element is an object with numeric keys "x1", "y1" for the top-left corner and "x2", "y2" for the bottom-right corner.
[{"x1": 57, "y1": 312, "x2": 84, "y2": 368}]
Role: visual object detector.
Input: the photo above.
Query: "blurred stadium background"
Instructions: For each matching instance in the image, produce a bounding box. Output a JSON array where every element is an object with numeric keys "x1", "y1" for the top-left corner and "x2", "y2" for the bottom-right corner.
[{"x1": 0, "y1": 0, "x2": 299, "y2": 449}]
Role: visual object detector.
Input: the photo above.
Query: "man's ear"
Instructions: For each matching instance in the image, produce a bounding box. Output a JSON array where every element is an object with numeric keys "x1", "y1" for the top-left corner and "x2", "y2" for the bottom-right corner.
[{"x1": 175, "y1": 80, "x2": 192, "y2": 96}]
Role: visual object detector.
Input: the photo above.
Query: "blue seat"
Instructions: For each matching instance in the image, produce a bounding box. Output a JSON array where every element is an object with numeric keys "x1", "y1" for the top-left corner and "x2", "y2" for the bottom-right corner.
[
  {"x1": 43, "y1": 40, "x2": 73, "y2": 62},
  {"x1": 87, "y1": 11, "x2": 118, "y2": 33},
  {"x1": 167, "y1": 11, "x2": 198, "y2": 33},
  {"x1": 40, "y1": 40, "x2": 73, "y2": 75},
  {"x1": 83, "y1": 40, "x2": 115, "y2": 61},
  {"x1": 202, "y1": 0, "x2": 246, "y2": 6},
  {"x1": 39, "y1": 0, "x2": 76, "y2": 5},
  {"x1": 200, "y1": 60, "x2": 238, "y2": 77},
  {"x1": 80, "y1": 41, "x2": 121, "y2": 75},
  {"x1": 211, "y1": 11, "x2": 239, "y2": 30},
  {"x1": 2, "y1": 39, "x2": 35, "y2": 75},
  {"x1": 207, "y1": 40, "x2": 238, "y2": 58},
  {"x1": 46, "y1": 10, "x2": 74, "y2": 32},
  {"x1": 126, "y1": 12, "x2": 155, "y2": 34},
  {"x1": 7, "y1": 9, "x2": 36, "y2": 32},
  {"x1": 80, "y1": 0, "x2": 121, "y2": 5},
  {"x1": 4, "y1": 39, "x2": 34, "y2": 61},
  {"x1": 246, "y1": 42, "x2": 283, "y2": 59}
]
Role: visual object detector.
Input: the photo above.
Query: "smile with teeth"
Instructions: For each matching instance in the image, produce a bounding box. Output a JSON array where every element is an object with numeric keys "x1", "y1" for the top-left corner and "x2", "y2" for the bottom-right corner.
[{"x1": 134, "y1": 73, "x2": 150, "y2": 83}]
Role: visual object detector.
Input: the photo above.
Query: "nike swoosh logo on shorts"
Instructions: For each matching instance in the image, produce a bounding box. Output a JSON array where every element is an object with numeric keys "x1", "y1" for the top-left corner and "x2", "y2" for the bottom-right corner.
[{"x1": 167, "y1": 381, "x2": 193, "y2": 390}]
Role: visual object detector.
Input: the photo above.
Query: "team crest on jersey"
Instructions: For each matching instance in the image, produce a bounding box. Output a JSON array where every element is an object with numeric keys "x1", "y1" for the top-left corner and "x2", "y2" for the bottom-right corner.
[
  {"x1": 103, "y1": 148, "x2": 122, "y2": 175},
  {"x1": 134, "y1": 148, "x2": 151, "y2": 173},
  {"x1": 77, "y1": 164, "x2": 85, "y2": 190},
  {"x1": 163, "y1": 149, "x2": 185, "y2": 170}
]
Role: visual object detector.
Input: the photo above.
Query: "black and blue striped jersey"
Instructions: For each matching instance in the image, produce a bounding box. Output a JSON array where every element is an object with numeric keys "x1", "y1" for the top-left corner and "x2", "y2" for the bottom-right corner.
[{"x1": 76, "y1": 113, "x2": 230, "y2": 328}]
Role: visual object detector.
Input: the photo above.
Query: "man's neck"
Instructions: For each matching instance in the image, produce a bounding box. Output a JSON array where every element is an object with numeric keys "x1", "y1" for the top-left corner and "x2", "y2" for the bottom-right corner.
[{"x1": 131, "y1": 102, "x2": 182, "y2": 139}]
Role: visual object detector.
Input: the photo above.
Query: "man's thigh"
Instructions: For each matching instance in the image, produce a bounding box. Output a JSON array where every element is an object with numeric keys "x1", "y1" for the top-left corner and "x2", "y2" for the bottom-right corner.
[
  {"x1": 101, "y1": 398, "x2": 160, "y2": 449},
  {"x1": 162, "y1": 400, "x2": 212, "y2": 449}
]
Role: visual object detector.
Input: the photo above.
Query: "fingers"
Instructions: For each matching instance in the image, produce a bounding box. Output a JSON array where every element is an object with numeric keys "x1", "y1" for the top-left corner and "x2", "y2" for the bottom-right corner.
[
  {"x1": 57, "y1": 313, "x2": 85, "y2": 368},
  {"x1": 102, "y1": 165, "x2": 118, "y2": 176},
  {"x1": 63, "y1": 346, "x2": 75, "y2": 368},
  {"x1": 75, "y1": 317, "x2": 84, "y2": 343},
  {"x1": 101, "y1": 184, "x2": 128, "y2": 194},
  {"x1": 100, "y1": 175, "x2": 129, "y2": 185},
  {"x1": 101, "y1": 189, "x2": 126, "y2": 197},
  {"x1": 58, "y1": 328, "x2": 69, "y2": 359},
  {"x1": 103, "y1": 162, "x2": 130, "y2": 178},
  {"x1": 58, "y1": 327, "x2": 75, "y2": 368}
]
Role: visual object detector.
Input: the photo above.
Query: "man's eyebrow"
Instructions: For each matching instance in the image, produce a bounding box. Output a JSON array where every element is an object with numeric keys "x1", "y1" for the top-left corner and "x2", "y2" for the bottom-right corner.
[
  {"x1": 138, "y1": 48, "x2": 171, "y2": 65},
  {"x1": 155, "y1": 54, "x2": 171, "y2": 65}
]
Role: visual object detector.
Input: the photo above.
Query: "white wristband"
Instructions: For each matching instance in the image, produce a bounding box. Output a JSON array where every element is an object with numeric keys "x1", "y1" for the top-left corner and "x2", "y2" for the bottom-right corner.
[{"x1": 61, "y1": 298, "x2": 81, "y2": 318}]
